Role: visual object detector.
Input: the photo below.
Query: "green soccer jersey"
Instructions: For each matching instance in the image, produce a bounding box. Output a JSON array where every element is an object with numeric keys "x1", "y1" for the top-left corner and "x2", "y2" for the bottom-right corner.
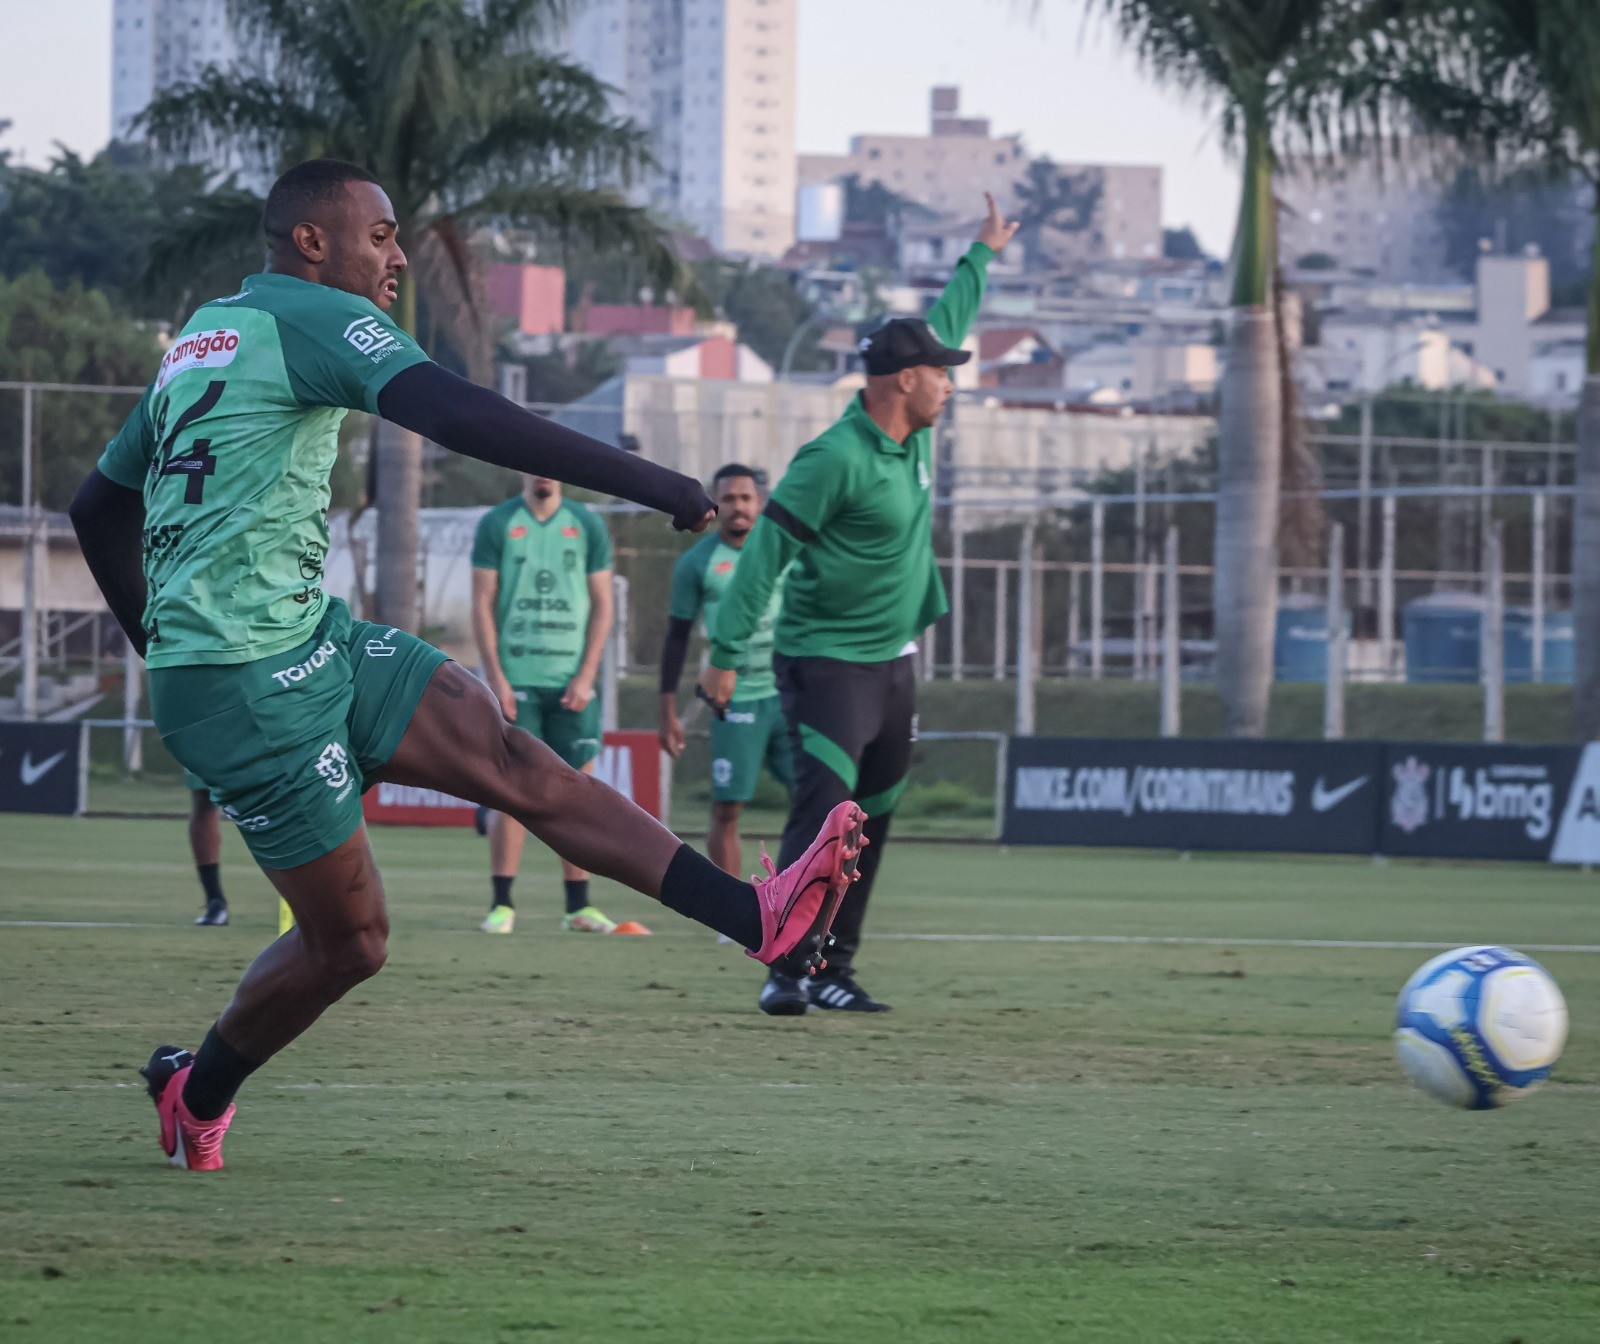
[
  {"x1": 669, "y1": 533, "x2": 783, "y2": 701},
  {"x1": 97, "y1": 272, "x2": 431, "y2": 669},
  {"x1": 471, "y1": 495, "x2": 613, "y2": 689},
  {"x1": 711, "y1": 243, "x2": 993, "y2": 668}
]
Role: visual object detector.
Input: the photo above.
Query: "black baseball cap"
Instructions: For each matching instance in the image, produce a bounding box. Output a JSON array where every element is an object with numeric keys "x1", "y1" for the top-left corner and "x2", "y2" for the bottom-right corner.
[{"x1": 857, "y1": 318, "x2": 972, "y2": 376}]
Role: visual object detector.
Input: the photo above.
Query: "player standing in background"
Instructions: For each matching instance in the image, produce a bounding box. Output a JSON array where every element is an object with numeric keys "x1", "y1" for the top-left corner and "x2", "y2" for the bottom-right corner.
[
  {"x1": 188, "y1": 786, "x2": 229, "y2": 925},
  {"x1": 703, "y1": 194, "x2": 1017, "y2": 1017},
  {"x1": 70, "y1": 159, "x2": 864, "y2": 1170},
  {"x1": 472, "y1": 476, "x2": 618, "y2": 935},
  {"x1": 659, "y1": 464, "x2": 793, "y2": 877}
]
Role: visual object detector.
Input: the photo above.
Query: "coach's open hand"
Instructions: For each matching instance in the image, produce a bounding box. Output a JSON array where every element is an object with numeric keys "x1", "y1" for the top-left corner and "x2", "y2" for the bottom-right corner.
[
  {"x1": 698, "y1": 665, "x2": 737, "y2": 711},
  {"x1": 976, "y1": 191, "x2": 1020, "y2": 255}
]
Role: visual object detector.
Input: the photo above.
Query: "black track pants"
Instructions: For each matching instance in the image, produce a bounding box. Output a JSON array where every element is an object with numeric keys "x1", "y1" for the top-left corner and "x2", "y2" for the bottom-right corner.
[{"x1": 773, "y1": 653, "x2": 915, "y2": 972}]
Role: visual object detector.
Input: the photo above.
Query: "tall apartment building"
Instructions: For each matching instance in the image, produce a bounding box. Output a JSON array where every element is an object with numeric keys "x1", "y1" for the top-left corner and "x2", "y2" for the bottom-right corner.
[
  {"x1": 1278, "y1": 150, "x2": 1452, "y2": 282},
  {"x1": 111, "y1": 0, "x2": 235, "y2": 142},
  {"x1": 799, "y1": 87, "x2": 1163, "y2": 262},
  {"x1": 563, "y1": 0, "x2": 797, "y2": 259}
]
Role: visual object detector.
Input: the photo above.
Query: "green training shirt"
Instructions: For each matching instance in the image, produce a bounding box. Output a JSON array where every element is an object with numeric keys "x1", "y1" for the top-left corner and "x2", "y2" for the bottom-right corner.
[
  {"x1": 97, "y1": 272, "x2": 431, "y2": 669},
  {"x1": 710, "y1": 242, "x2": 992, "y2": 668},
  {"x1": 471, "y1": 495, "x2": 612, "y2": 689},
  {"x1": 669, "y1": 532, "x2": 783, "y2": 701}
]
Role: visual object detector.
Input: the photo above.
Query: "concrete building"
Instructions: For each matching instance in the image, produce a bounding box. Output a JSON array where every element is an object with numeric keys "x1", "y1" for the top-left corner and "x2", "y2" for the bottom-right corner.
[
  {"x1": 1300, "y1": 250, "x2": 1583, "y2": 400},
  {"x1": 111, "y1": 0, "x2": 235, "y2": 142},
  {"x1": 799, "y1": 87, "x2": 1163, "y2": 263},
  {"x1": 1062, "y1": 341, "x2": 1218, "y2": 405},
  {"x1": 563, "y1": 0, "x2": 798, "y2": 258},
  {"x1": 1278, "y1": 149, "x2": 1452, "y2": 282}
]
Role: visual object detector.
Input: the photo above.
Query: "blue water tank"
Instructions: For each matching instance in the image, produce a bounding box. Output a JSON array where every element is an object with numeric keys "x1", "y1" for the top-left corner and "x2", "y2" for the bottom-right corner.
[
  {"x1": 1504, "y1": 608, "x2": 1574, "y2": 684},
  {"x1": 1274, "y1": 594, "x2": 1349, "y2": 682},
  {"x1": 1403, "y1": 593, "x2": 1483, "y2": 683}
]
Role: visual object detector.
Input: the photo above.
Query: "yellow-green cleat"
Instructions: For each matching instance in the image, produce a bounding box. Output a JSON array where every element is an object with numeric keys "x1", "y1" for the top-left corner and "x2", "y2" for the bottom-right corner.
[
  {"x1": 562, "y1": 906, "x2": 617, "y2": 934},
  {"x1": 480, "y1": 904, "x2": 516, "y2": 934}
]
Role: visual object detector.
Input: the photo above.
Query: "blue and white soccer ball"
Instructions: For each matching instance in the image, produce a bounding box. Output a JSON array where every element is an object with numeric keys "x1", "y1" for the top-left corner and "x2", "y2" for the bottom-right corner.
[{"x1": 1394, "y1": 946, "x2": 1568, "y2": 1109}]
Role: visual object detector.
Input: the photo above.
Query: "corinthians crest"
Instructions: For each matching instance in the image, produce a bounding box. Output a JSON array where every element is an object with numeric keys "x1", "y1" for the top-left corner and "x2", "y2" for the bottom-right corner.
[{"x1": 1390, "y1": 755, "x2": 1431, "y2": 833}]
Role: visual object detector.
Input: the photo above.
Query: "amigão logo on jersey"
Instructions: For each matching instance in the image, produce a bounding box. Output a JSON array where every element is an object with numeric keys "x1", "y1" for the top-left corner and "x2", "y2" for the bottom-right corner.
[{"x1": 155, "y1": 329, "x2": 241, "y2": 391}]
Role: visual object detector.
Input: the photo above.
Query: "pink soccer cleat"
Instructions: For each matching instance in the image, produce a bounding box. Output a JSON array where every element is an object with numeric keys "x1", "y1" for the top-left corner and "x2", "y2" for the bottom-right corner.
[
  {"x1": 140, "y1": 1046, "x2": 235, "y2": 1171},
  {"x1": 747, "y1": 801, "x2": 866, "y2": 975}
]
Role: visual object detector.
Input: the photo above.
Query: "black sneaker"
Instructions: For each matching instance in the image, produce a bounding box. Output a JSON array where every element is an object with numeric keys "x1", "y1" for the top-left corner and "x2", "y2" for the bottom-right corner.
[
  {"x1": 758, "y1": 969, "x2": 810, "y2": 1017},
  {"x1": 195, "y1": 899, "x2": 229, "y2": 927},
  {"x1": 807, "y1": 971, "x2": 890, "y2": 1013}
]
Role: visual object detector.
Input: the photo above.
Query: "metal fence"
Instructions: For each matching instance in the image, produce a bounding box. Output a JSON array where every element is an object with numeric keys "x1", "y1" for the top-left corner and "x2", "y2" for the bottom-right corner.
[{"x1": 2, "y1": 380, "x2": 1581, "y2": 751}]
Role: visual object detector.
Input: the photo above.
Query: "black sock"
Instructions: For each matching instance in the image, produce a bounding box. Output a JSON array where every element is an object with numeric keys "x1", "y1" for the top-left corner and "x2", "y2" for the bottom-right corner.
[
  {"x1": 658, "y1": 844, "x2": 761, "y2": 949},
  {"x1": 197, "y1": 863, "x2": 225, "y2": 906},
  {"x1": 564, "y1": 879, "x2": 589, "y2": 915},
  {"x1": 491, "y1": 875, "x2": 514, "y2": 911},
  {"x1": 182, "y1": 1024, "x2": 262, "y2": 1121}
]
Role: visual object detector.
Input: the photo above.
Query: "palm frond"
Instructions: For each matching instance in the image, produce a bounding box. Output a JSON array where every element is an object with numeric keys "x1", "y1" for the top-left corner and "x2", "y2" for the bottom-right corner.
[
  {"x1": 462, "y1": 181, "x2": 698, "y2": 304},
  {"x1": 135, "y1": 70, "x2": 330, "y2": 165},
  {"x1": 142, "y1": 185, "x2": 265, "y2": 312}
]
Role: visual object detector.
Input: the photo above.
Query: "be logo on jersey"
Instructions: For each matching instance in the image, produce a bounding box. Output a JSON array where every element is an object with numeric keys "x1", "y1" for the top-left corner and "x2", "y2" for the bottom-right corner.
[
  {"x1": 155, "y1": 329, "x2": 241, "y2": 391},
  {"x1": 344, "y1": 317, "x2": 399, "y2": 362}
]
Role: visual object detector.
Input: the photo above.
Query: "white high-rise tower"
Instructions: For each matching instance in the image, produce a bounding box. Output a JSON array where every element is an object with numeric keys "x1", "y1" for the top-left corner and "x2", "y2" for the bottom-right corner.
[
  {"x1": 564, "y1": 0, "x2": 797, "y2": 259},
  {"x1": 112, "y1": 0, "x2": 236, "y2": 144}
]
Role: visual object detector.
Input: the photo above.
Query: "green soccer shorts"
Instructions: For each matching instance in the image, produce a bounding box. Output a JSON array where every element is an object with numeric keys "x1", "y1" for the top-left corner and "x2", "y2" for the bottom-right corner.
[
  {"x1": 709, "y1": 694, "x2": 794, "y2": 804},
  {"x1": 512, "y1": 685, "x2": 603, "y2": 770},
  {"x1": 149, "y1": 598, "x2": 447, "y2": 869}
]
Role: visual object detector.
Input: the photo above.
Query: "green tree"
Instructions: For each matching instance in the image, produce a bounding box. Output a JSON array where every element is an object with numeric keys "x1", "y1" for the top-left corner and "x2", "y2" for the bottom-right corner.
[
  {"x1": 136, "y1": 0, "x2": 688, "y2": 629},
  {"x1": 1096, "y1": 0, "x2": 1422, "y2": 735},
  {"x1": 1435, "y1": 165, "x2": 1594, "y2": 304},
  {"x1": 1389, "y1": 1, "x2": 1600, "y2": 737},
  {"x1": 691, "y1": 259, "x2": 822, "y2": 372},
  {"x1": 839, "y1": 174, "x2": 933, "y2": 230},
  {"x1": 0, "y1": 145, "x2": 260, "y2": 318},
  {"x1": 1011, "y1": 158, "x2": 1103, "y2": 269},
  {"x1": 1163, "y1": 226, "x2": 1207, "y2": 261},
  {"x1": 0, "y1": 271, "x2": 161, "y2": 509}
]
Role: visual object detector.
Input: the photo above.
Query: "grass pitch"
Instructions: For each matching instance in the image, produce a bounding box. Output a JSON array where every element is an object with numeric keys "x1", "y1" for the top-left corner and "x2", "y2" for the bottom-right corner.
[{"x1": 3, "y1": 815, "x2": 1599, "y2": 1343}]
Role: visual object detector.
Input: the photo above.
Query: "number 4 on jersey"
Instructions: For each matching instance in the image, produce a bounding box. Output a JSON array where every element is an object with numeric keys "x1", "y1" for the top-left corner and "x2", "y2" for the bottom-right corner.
[{"x1": 152, "y1": 380, "x2": 224, "y2": 504}]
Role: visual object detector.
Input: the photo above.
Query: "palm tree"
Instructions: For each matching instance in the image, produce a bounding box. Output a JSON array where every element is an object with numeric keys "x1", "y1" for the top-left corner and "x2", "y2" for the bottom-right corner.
[
  {"x1": 1093, "y1": 1, "x2": 1413, "y2": 734},
  {"x1": 137, "y1": 0, "x2": 689, "y2": 630},
  {"x1": 1385, "y1": 1, "x2": 1600, "y2": 737}
]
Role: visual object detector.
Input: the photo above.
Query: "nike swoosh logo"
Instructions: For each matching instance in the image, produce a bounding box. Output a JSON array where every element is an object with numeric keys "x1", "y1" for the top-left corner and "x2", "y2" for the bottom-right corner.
[
  {"x1": 20, "y1": 751, "x2": 67, "y2": 786},
  {"x1": 1311, "y1": 776, "x2": 1368, "y2": 812}
]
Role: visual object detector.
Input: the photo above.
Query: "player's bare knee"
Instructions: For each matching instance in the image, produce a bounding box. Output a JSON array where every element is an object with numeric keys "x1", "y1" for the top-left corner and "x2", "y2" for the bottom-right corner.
[
  {"x1": 493, "y1": 725, "x2": 567, "y2": 821},
  {"x1": 318, "y1": 926, "x2": 387, "y2": 987}
]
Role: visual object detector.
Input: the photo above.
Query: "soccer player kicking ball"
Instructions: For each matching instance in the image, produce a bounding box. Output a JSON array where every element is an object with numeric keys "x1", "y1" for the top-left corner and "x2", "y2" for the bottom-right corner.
[
  {"x1": 70, "y1": 159, "x2": 863, "y2": 1171},
  {"x1": 473, "y1": 476, "x2": 619, "y2": 935},
  {"x1": 701, "y1": 193, "x2": 1017, "y2": 1017},
  {"x1": 659, "y1": 464, "x2": 794, "y2": 879}
]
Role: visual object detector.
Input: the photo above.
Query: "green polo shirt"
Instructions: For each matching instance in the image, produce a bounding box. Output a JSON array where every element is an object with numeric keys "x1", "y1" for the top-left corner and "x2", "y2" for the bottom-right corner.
[{"x1": 710, "y1": 241, "x2": 992, "y2": 667}]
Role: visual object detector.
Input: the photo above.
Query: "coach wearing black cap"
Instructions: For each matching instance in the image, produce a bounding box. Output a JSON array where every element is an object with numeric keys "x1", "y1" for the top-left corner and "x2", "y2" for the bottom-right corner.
[{"x1": 701, "y1": 193, "x2": 1019, "y2": 1016}]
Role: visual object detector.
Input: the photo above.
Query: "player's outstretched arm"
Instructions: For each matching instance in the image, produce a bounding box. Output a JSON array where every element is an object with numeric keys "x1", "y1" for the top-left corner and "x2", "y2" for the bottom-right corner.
[
  {"x1": 69, "y1": 469, "x2": 150, "y2": 658},
  {"x1": 377, "y1": 363, "x2": 714, "y2": 531}
]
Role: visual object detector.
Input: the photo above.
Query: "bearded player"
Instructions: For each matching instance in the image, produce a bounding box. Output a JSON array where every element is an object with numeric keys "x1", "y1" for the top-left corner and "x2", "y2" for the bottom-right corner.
[{"x1": 70, "y1": 159, "x2": 863, "y2": 1170}]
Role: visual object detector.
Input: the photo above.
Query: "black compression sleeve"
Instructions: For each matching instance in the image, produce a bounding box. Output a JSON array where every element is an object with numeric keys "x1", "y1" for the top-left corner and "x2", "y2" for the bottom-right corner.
[
  {"x1": 659, "y1": 615, "x2": 694, "y2": 694},
  {"x1": 376, "y1": 362, "x2": 714, "y2": 530},
  {"x1": 69, "y1": 469, "x2": 149, "y2": 657}
]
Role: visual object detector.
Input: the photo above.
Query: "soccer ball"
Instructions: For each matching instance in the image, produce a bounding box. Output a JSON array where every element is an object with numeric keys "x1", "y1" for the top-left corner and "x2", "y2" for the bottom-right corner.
[{"x1": 1394, "y1": 946, "x2": 1568, "y2": 1109}]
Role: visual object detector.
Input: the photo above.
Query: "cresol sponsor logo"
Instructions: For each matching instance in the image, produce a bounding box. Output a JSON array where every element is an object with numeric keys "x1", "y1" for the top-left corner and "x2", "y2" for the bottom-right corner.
[
  {"x1": 271, "y1": 640, "x2": 338, "y2": 688},
  {"x1": 156, "y1": 328, "x2": 241, "y2": 390}
]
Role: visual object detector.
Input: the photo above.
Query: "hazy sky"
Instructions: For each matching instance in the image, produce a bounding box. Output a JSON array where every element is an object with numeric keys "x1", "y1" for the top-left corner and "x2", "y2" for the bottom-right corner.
[{"x1": 0, "y1": 0, "x2": 1241, "y2": 253}]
